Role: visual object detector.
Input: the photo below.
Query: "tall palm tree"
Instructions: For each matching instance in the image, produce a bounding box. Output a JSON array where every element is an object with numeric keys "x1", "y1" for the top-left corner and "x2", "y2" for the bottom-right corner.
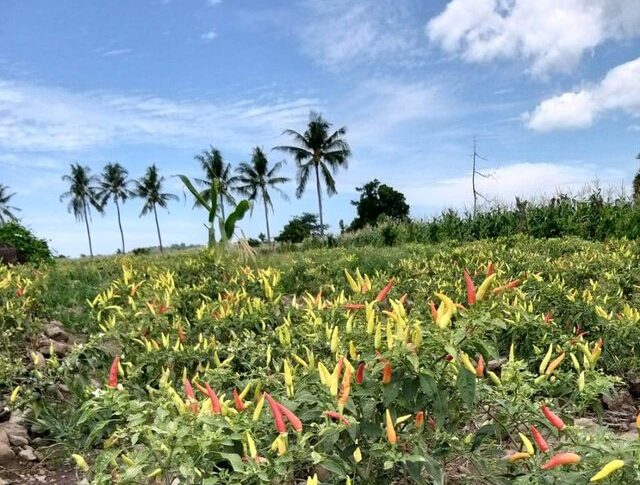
[
  {"x1": 234, "y1": 147, "x2": 290, "y2": 243},
  {"x1": 634, "y1": 153, "x2": 640, "y2": 202},
  {"x1": 274, "y1": 112, "x2": 351, "y2": 237},
  {"x1": 135, "y1": 164, "x2": 178, "y2": 252},
  {"x1": 60, "y1": 164, "x2": 102, "y2": 257},
  {"x1": 194, "y1": 146, "x2": 236, "y2": 220},
  {"x1": 98, "y1": 163, "x2": 135, "y2": 254},
  {"x1": 0, "y1": 184, "x2": 20, "y2": 223}
]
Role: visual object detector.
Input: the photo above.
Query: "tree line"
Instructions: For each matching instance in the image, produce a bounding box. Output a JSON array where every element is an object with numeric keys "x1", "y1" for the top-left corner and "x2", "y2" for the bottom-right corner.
[{"x1": 54, "y1": 112, "x2": 350, "y2": 256}]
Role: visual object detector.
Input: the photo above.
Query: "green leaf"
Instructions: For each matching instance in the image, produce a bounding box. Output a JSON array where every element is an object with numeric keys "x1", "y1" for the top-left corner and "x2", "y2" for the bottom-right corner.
[
  {"x1": 219, "y1": 452, "x2": 244, "y2": 472},
  {"x1": 471, "y1": 423, "x2": 495, "y2": 451},
  {"x1": 320, "y1": 455, "x2": 347, "y2": 475},
  {"x1": 223, "y1": 200, "x2": 250, "y2": 240},
  {"x1": 457, "y1": 368, "x2": 476, "y2": 409},
  {"x1": 177, "y1": 175, "x2": 210, "y2": 211}
]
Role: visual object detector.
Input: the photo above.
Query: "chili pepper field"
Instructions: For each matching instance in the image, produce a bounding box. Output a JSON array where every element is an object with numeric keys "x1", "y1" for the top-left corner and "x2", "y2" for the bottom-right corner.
[{"x1": 2, "y1": 236, "x2": 640, "y2": 484}]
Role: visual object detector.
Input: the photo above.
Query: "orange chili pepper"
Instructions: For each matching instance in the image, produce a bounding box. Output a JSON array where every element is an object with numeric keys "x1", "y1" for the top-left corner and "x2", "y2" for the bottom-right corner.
[
  {"x1": 541, "y1": 452, "x2": 581, "y2": 470},
  {"x1": 530, "y1": 425, "x2": 549, "y2": 453},
  {"x1": 382, "y1": 362, "x2": 392, "y2": 384},
  {"x1": 375, "y1": 278, "x2": 395, "y2": 303},
  {"x1": 464, "y1": 269, "x2": 477, "y2": 305},
  {"x1": 541, "y1": 404, "x2": 565, "y2": 431},
  {"x1": 277, "y1": 402, "x2": 303, "y2": 432}
]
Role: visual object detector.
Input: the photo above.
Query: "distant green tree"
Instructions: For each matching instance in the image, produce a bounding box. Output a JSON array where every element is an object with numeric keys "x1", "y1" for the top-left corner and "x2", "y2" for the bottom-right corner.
[
  {"x1": 135, "y1": 164, "x2": 178, "y2": 253},
  {"x1": 194, "y1": 146, "x2": 236, "y2": 220},
  {"x1": 60, "y1": 164, "x2": 102, "y2": 257},
  {"x1": 275, "y1": 112, "x2": 351, "y2": 237},
  {"x1": 275, "y1": 213, "x2": 326, "y2": 243},
  {"x1": 98, "y1": 162, "x2": 135, "y2": 253},
  {"x1": 0, "y1": 184, "x2": 20, "y2": 223},
  {"x1": 349, "y1": 179, "x2": 410, "y2": 231},
  {"x1": 234, "y1": 147, "x2": 290, "y2": 244}
]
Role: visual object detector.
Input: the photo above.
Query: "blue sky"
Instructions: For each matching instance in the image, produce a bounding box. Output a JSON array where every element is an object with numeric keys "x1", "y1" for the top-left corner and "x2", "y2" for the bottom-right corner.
[{"x1": 1, "y1": 0, "x2": 639, "y2": 256}]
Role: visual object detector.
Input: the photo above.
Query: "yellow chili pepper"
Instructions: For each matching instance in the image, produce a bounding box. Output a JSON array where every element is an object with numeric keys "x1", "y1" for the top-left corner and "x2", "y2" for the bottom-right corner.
[
  {"x1": 253, "y1": 395, "x2": 265, "y2": 421},
  {"x1": 10, "y1": 386, "x2": 21, "y2": 403},
  {"x1": 71, "y1": 454, "x2": 90, "y2": 472},
  {"x1": 539, "y1": 344, "x2": 553, "y2": 374},
  {"x1": 507, "y1": 452, "x2": 531, "y2": 462},
  {"x1": 487, "y1": 371, "x2": 502, "y2": 386},
  {"x1": 353, "y1": 447, "x2": 362, "y2": 463},
  {"x1": 459, "y1": 353, "x2": 477, "y2": 375},
  {"x1": 476, "y1": 273, "x2": 496, "y2": 300},
  {"x1": 385, "y1": 409, "x2": 397, "y2": 444},
  {"x1": 518, "y1": 433, "x2": 534, "y2": 455},
  {"x1": 147, "y1": 468, "x2": 162, "y2": 479},
  {"x1": 590, "y1": 459, "x2": 624, "y2": 482},
  {"x1": 578, "y1": 371, "x2": 585, "y2": 392},
  {"x1": 245, "y1": 431, "x2": 257, "y2": 459}
]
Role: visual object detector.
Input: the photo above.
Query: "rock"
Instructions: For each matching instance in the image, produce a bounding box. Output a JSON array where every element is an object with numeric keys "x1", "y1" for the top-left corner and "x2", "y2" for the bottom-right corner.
[
  {"x1": 602, "y1": 388, "x2": 635, "y2": 413},
  {"x1": 619, "y1": 429, "x2": 638, "y2": 441},
  {"x1": 9, "y1": 409, "x2": 27, "y2": 426},
  {"x1": 18, "y1": 446, "x2": 37, "y2": 461},
  {"x1": 574, "y1": 417, "x2": 598, "y2": 429},
  {"x1": 43, "y1": 322, "x2": 70, "y2": 342},
  {"x1": 0, "y1": 429, "x2": 8, "y2": 445},
  {"x1": 0, "y1": 408, "x2": 9, "y2": 423},
  {"x1": 8, "y1": 433, "x2": 28, "y2": 447},
  {"x1": 0, "y1": 441, "x2": 15, "y2": 465},
  {"x1": 37, "y1": 337, "x2": 72, "y2": 357},
  {"x1": 0, "y1": 422, "x2": 28, "y2": 442}
]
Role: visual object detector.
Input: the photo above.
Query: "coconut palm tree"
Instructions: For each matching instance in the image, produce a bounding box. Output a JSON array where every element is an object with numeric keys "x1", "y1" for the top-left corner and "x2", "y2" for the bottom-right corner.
[
  {"x1": 0, "y1": 184, "x2": 20, "y2": 223},
  {"x1": 98, "y1": 162, "x2": 135, "y2": 254},
  {"x1": 135, "y1": 164, "x2": 178, "y2": 252},
  {"x1": 194, "y1": 146, "x2": 236, "y2": 220},
  {"x1": 634, "y1": 153, "x2": 640, "y2": 202},
  {"x1": 60, "y1": 164, "x2": 102, "y2": 257},
  {"x1": 274, "y1": 112, "x2": 351, "y2": 237},
  {"x1": 234, "y1": 147, "x2": 290, "y2": 244}
]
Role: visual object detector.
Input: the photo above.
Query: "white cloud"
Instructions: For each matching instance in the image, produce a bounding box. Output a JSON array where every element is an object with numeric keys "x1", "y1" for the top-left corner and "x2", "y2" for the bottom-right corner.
[
  {"x1": 297, "y1": 0, "x2": 423, "y2": 70},
  {"x1": 102, "y1": 48, "x2": 132, "y2": 57},
  {"x1": 525, "y1": 57, "x2": 640, "y2": 131},
  {"x1": 201, "y1": 31, "x2": 217, "y2": 42},
  {"x1": 427, "y1": 0, "x2": 640, "y2": 77},
  {"x1": 402, "y1": 161, "x2": 627, "y2": 211},
  {"x1": 0, "y1": 79, "x2": 319, "y2": 152}
]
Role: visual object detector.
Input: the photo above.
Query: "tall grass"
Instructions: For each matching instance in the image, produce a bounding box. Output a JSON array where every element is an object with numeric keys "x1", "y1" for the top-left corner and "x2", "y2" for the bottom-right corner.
[{"x1": 338, "y1": 190, "x2": 640, "y2": 247}]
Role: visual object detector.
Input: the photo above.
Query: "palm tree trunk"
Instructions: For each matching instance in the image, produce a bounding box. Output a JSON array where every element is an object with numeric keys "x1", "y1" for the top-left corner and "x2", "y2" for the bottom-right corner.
[
  {"x1": 83, "y1": 200, "x2": 94, "y2": 258},
  {"x1": 115, "y1": 198, "x2": 125, "y2": 254},
  {"x1": 314, "y1": 163, "x2": 324, "y2": 237},
  {"x1": 220, "y1": 193, "x2": 226, "y2": 221},
  {"x1": 153, "y1": 204, "x2": 163, "y2": 253},
  {"x1": 263, "y1": 190, "x2": 271, "y2": 244}
]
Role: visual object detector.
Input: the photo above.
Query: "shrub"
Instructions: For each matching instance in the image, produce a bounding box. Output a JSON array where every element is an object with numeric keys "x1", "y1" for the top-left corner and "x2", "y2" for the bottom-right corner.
[{"x1": 0, "y1": 221, "x2": 52, "y2": 263}]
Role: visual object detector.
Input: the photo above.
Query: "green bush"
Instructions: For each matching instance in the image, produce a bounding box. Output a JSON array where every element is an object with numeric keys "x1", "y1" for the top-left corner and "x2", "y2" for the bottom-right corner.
[{"x1": 0, "y1": 221, "x2": 52, "y2": 263}]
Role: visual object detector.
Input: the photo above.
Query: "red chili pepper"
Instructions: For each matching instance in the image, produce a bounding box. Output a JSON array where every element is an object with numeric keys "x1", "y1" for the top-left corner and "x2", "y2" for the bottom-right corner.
[
  {"x1": 428, "y1": 415, "x2": 436, "y2": 430},
  {"x1": 415, "y1": 411, "x2": 424, "y2": 428},
  {"x1": 324, "y1": 411, "x2": 350, "y2": 426},
  {"x1": 178, "y1": 326, "x2": 186, "y2": 342},
  {"x1": 486, "y1": 262, "x2": 495, "y2": 277},
  {"x1": 464, "y1": 269, "x2": 477, "y2": 305},
  {"x1": 445, "y1": 354, "x2": 453, "y2": 362},
  {"x1": 382, "y1": 362, "x2": 392, "y2": 384},
  {"x1": 233, "y1": 388, "x2": 245, "y2": 412},
  {"x1": 540, "y1": 404, "x2": 565, "y2": 431},
  {"x1": 264, "y1": 393, "x2": 286, "y2": 433},
  {"x1": 277, "y1": 402, "x2": 303, "y2": 432},
  {"x1": 530, "y1": 425, "x2": 549, "y2": 453},
  {"x1": 541, "y1": 452, "x2": 581, "y2": 470},
  {"x1": 108, "y1": 356, "x2": 119, "y2": 388},
  {"x1": 15, "y1": 287, "x2": 25, "y2": 297},
  {"x1": 355, "y1": 362, "x2": 366, "y2": 384},
  {"x1": 344, "y1": 303, "x2": 365, "y2": 311},
  {"x1": 429, "y1": 302, "x2": 438, "y2": 321},
  {"x1": 205, "y1": 383, "x2": 222, "y2": 414},
  {"x1": 184, "y1": 378, "x2": 199, "y2": 414},
  {"x1": 475, "y1": 354, "x2": 485, "y2": 377},
  {"x1": 544, "y1": 312, "x2": 554, "y2": 323},
  {"x1": 375, "y1": 278, "x2": 395, "y2": 303}
]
